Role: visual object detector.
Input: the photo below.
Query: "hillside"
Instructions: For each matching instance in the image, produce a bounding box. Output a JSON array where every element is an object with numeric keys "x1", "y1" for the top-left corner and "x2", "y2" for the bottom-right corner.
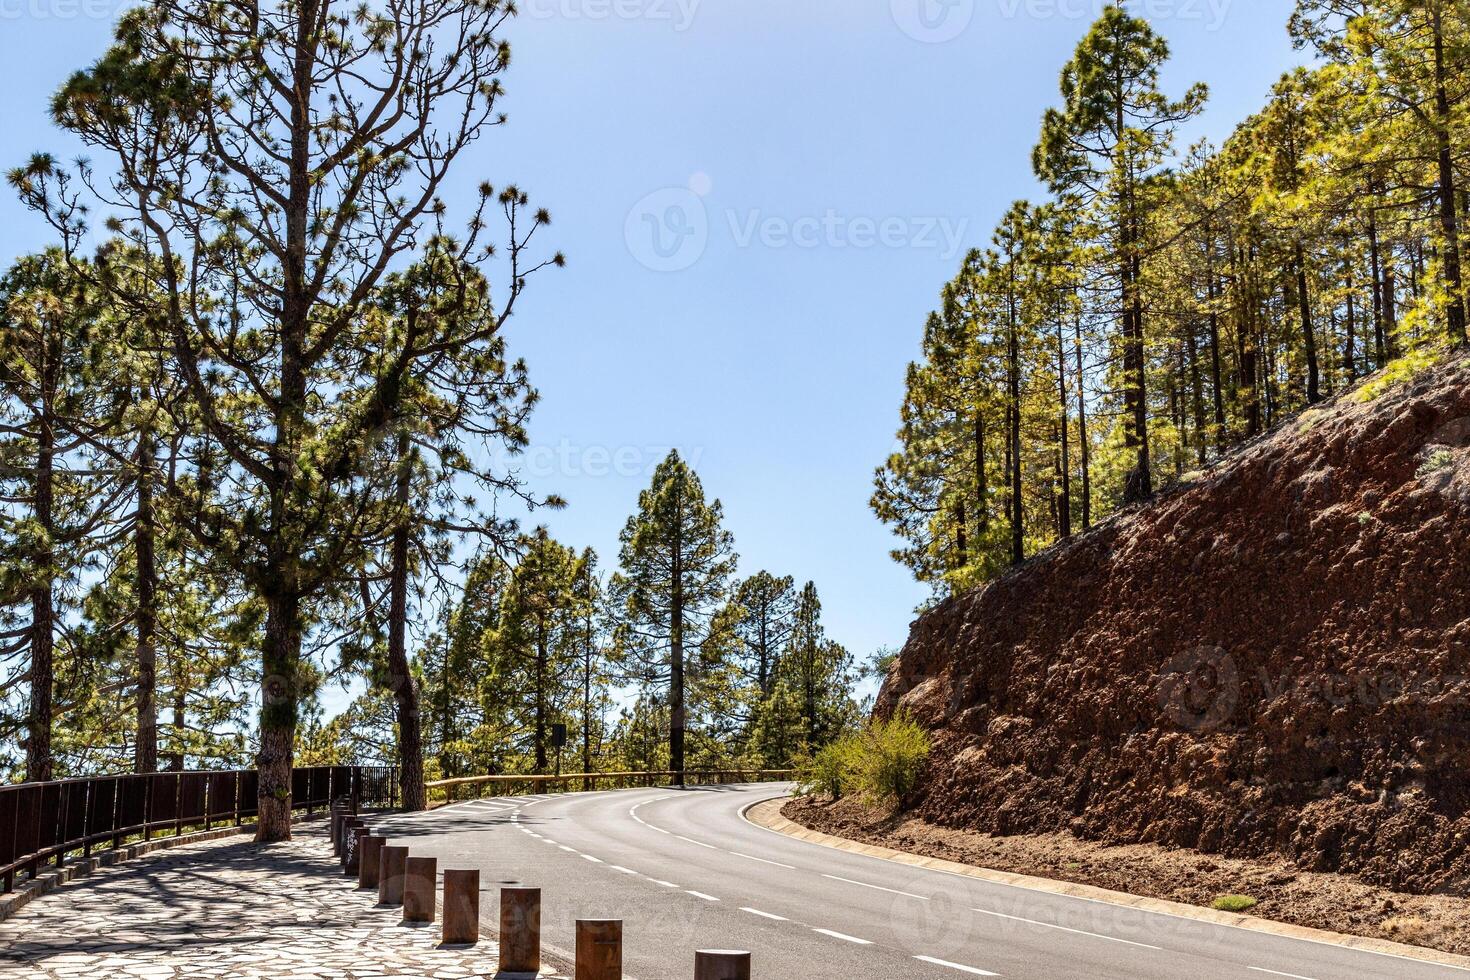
[{"x1": 874, "y1": 354, "x2": 1470, "y2": 896}]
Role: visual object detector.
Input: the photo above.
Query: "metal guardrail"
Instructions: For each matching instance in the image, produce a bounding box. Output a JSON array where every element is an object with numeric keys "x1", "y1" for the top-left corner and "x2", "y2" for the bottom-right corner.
[
  {"x1": 427, "y1": 769, "x2": 794, "y2": 801},
  {"x1": 0, "y1": 764, "x2": 397, "y2": 893}
]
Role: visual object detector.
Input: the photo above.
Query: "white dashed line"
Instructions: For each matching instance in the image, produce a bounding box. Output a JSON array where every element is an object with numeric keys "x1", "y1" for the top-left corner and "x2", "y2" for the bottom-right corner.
[
  {"x1": 686, "y1": 890, "x2": 720, "y2": 902},
  {"x1": 675, "y1": 835, "x2": 718, "y2": 850},
  {"x1": 649, "y1": 879, "x2": 679, "y2": 888},
  {"x1": 609, "y1": 865, "x2": 639, "y2": 875},
  {"x1": 558, "y1": 845, "x2": 576, "y2": 852},
  {"x1": 813, "y1": 928, "x2": 871, "y2": 945},
  {"x1": 823, "y1": 874, "x2": 929, "y2": 901},
  {"x1": 740, "y1": 907, "x2": 788, "y2": 921},
  {"x1": 728, "y1": 851, "x2": 795, "y2": 869},
  {"x1": 581, "y1": 854, "x2": 603, "y2": 864},
  {"x1": 971, "y1": 908, "x2": 1161, "y2": 950},
  {"x1": 913, "y1": 955, "x2": 1000, "y2": 976},
  {"x1": 1248, "y1": 970, "x2": 1319, "y2": 980}
]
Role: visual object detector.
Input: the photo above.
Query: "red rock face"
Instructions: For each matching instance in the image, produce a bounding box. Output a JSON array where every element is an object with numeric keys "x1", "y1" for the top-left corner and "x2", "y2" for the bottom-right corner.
[{"x1": 876, "y1": 355, "x2": 1470, "y2": 896}]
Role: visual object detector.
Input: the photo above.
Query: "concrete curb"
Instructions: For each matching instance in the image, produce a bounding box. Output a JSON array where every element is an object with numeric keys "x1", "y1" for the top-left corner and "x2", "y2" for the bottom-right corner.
[
  {"x1": 743, "y1": 795, "x2": 1470, "y2": 974},
  {"x1": 0, "y1": 825, "x2": 254, "y2": 924}
]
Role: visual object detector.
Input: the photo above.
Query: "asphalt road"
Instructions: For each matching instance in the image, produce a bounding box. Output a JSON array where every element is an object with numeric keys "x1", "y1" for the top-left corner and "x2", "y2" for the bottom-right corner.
[{"x1": 376, "y1": 784, "x2": 1467, "y2": 980}]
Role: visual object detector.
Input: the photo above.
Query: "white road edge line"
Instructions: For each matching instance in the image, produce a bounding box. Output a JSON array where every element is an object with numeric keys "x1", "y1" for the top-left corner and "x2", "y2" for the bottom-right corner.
[
  {"x1": 971, "y1": 907, "x2": 1161, "y2": 950},
  {"x1": 823, "y1": 873, "x2": 929, "y2": 901},
  {"x1": 913, "y1": 955, "x2": 1000, "y2": 976},
  {"x1": 1247, "y1": 969, "x2": 1319, "y2": 980},
  {"x1": 813, "y1": 928, "x2": 872, "y2": 945},
  {"x1": 740, "y1": 907, "x2": 788, "y2": 921},
  {"x1": 686, "y1": 890, "x2": 720, "y2": 902}
]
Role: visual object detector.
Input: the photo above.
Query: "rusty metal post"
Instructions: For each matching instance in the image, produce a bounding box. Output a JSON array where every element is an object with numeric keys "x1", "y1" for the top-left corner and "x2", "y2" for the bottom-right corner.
[
  {"x1": 576, "y1": 919, "x2": 622, "y2": 980},
  {"x1": 498, "y1": 887, "x2": 541, "y2": 973},
  {"x1": 345, "y1": 825, "x2": 369, "y2": 876},
  {"x1": 694, "y1": 950, "x2": 751, "y2": 980},
  {"x1": 442, "y1": 869, "x2": 480, "y2": 944},
  {"x1": 379, "y1": 845, "x2": 409, "y2": 906},
  {"x1": 358, "y1": 834, "x2": 387, "y2": 890},
  {"x1": 403, "y1": 856, "x2": 437, "y2": 923}
]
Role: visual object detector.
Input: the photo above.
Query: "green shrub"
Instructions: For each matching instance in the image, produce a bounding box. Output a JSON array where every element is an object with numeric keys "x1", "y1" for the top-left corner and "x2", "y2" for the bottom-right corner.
[
  {"x1": 1210, "y1": 894, "x2": 1258, "y2": 913},
  {"x1": 1418, "y1": 448, "x2": 1455, "y2": 478},
  {"x1": 795, "y1": 737, "x2": 860, "y2": 799},
  {"x1": 854, "y1": 713, "x2": 932, "y2": 803}
]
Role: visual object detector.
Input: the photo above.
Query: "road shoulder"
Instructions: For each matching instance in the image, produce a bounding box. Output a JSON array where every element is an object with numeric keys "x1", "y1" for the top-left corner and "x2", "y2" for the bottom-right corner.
[{"x1": 744, "y1": 795, "x2": 1470, "y2": 975}]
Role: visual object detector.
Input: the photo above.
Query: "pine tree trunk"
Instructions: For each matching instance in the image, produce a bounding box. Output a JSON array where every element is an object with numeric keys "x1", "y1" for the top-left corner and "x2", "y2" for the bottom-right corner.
[
  {"x1": 670, "y1": 502, "x2": 686, "y2": 785},
  {"x1": 1073, "y1": 313, "x2": 1092, "y2": 531},
  {"x1": 134, "y1": 433, "x2": 159, "y2": 774},
  {"x1": 26, "y1": 390, "x2": 56, "y2": 783},
  {"x1": 1295, "y1": 242, "x2": 1322, "y2": 403},
  {"x1": 1056, "y1": 318, "x2": 1072, "y2": 539},
  {"x1": 387, "y1": 440, "x2": 425, "y2": 811},
  {"x1": 1432, "y1": 6, "x2": 1468, "y2": 345},
  {"x1": 257, "y1": 591, "x2": 300, "y2": 841}
]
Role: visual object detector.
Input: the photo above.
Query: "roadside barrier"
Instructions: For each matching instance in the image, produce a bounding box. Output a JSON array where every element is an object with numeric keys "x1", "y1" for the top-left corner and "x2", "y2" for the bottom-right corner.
[
  {"x1": 499, "y1": 886, "x2": 542, "y2": 973},
  {"x1": 426, "y1": 769, "x2": 794, "y2": 804},
  {"x1": 403, "y1": 856, "x2": 436, "y2": 923},
  {"x1": 696, "y1": 950, "x2": 752, "y2": 979},
  {"x1": 358, "y1": 835, "x2": 386, "y2": 889},
  {"x1": 576, "y1": 919, "x2": 622, "y2": 980},
  {"x1": 378, "y1": 845, "x2": 409, "y2": 906},
  {"x1": 345, "y1": 819, "x2": 756, "y2": 976},
  {"x1": 442, "y1": 869, "x2": 480, "y2": 943}
]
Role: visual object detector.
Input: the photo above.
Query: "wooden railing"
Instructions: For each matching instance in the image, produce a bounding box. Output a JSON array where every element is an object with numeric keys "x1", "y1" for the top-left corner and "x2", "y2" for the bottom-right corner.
[
  {"x1": 427, "y1": 768, "x2": 794, "y2": 802},
  {"x1": 0, "y1": 764, "x2": 397, "y2": 894}
]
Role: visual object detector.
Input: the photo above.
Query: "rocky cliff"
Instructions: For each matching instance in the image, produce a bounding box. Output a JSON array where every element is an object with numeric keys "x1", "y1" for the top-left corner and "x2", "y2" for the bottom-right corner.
[{"x1": 876, "y1": 354, "x2": 1470, "y2": 895}]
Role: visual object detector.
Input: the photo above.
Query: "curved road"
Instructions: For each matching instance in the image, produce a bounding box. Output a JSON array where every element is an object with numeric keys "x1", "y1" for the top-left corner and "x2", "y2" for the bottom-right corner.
[{"x1": 377, "y1": 785, "x2": 1466, "y2": 980}]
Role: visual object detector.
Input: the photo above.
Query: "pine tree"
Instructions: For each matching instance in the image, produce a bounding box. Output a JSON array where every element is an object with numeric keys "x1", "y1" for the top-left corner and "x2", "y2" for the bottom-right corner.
[
  {"x1": 1034, "y1": 4, "x2": 1207, "y2": 503},
  {"x1": 610, "y1": 452, "x2": 736, "y2": 784}
]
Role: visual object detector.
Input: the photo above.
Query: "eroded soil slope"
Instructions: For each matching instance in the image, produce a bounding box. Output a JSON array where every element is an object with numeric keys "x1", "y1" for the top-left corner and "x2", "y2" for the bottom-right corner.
[{"x1": 876, "y1": 355, "x2": 1470, "y2": 895}]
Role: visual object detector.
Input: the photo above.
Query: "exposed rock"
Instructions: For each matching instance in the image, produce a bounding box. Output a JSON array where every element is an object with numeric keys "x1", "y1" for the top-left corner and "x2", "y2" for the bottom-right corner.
[{"x1": 876, "y1": 354, "x2": 1470, "y2": 895}]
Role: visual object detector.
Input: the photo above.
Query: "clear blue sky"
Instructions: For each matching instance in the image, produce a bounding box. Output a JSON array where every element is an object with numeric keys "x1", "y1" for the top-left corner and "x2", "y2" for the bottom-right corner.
[{"x1": 0, "y1": 1, "x2": 1300, "y2": 711}]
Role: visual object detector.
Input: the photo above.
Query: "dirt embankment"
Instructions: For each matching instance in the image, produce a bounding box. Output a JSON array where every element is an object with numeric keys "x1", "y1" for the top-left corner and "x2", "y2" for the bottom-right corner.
[
  {"x1": 875, "y1": 355, "x2": 1470, "y2": 897},
  {"x1": 783, "y1": 795, "x2": 1470, "y2": 955}
]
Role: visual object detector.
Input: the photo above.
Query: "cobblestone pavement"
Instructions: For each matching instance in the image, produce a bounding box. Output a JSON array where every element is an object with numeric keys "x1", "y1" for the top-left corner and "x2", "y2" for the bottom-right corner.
[{"x1": 0, "y1": 827, "x2": 561, "y2": 979}]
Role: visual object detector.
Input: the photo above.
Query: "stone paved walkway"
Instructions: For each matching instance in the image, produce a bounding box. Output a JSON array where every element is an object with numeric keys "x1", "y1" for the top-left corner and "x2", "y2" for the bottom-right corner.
[{"x1": 0, "y1": 826, "x2": 561, "y2": 979}]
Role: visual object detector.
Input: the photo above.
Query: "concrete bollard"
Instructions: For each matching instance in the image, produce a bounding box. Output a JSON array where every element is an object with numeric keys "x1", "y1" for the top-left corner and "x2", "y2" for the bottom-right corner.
[
  {"x1": 498, "y1": 887, "x2": 541, "y2": 973},
  {"x1": 575, "y1": 919, "x2": 622, "y2": 980},
  {"x1": 358, "y1": 834, "x2": 387, "y2": 890},
  {"x1": 403, "y1": 856, "x2": 437, "y2": 923},
  {"x1": 442, "y1": 869, "x2": 480, "y2": 944},
  {"x1": 694, "y1": 950, "x2": 751, "y2": 980},
  {"x1": 379, "y1": 845, "x2": 410, "y2": 906},
  {"x1": 345, "y1": 826, "x2": 369, "y2": 876}
]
